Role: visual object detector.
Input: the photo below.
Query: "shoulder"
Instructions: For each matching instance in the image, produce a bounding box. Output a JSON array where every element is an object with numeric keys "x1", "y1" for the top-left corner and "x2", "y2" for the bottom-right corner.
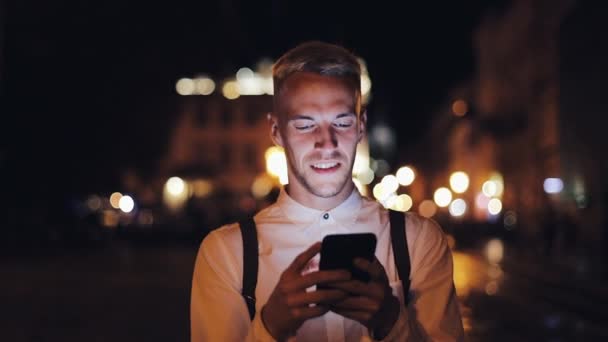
[
  {"x1": 191, "y1": 222, "x2": 244, "y2": 291},
  {"x1": 199, "y1": 199, "x2": 280, "y2": 254},
  {"x1": 198, "y1": 221, "x2": 243, "y2": 261},
  {"x1": 252, "y1": 201, "x2": 286, "y2": 227},
  {"x1": 404, "y1": 212, "x2": 448, "y2": 248},
  {"x1": 358, "y1": 195, "x2": 390, "y2": 225}
]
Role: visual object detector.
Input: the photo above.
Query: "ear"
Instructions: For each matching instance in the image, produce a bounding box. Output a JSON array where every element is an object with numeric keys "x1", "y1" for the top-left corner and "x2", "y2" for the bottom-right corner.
[
  {"x1": 357, "y1": 110, "x2": 367, "y2": 143},
  {"x1": 268, "y1": 112, "x2": 284, "y2": 147}
]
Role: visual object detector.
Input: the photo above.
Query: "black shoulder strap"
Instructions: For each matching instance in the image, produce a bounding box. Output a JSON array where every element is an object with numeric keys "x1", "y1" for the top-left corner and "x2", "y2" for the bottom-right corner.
[
  {"x1": 239, "y1": 217, "x2": 258, "y2": 320},
  {"x1": 389, "y1": 210, "x2": 411, "y2": 305}
]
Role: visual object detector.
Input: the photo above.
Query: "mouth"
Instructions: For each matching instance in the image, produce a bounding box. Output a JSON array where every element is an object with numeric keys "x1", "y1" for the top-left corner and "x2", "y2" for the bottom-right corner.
[{"x1": 310, "y1": 161, "x2": 341, "y2": 173}]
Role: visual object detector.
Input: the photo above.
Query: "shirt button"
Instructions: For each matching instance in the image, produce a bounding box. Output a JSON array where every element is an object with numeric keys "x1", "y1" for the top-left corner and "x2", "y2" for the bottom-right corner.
[{"x1": 323, "y1": 213, "x2": 329, "y2": 220}]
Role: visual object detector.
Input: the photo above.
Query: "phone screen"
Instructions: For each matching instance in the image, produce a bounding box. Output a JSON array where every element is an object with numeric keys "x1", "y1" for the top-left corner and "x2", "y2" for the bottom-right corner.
[{"x1": 319, "y1": 233, "x2": 377, "y2": 284}]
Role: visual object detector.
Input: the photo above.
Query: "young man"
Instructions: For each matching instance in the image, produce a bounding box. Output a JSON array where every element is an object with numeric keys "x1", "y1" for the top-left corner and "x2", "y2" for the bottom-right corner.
[{"x1": 190, "y1": 41, "x2": 464, "y2": 341}]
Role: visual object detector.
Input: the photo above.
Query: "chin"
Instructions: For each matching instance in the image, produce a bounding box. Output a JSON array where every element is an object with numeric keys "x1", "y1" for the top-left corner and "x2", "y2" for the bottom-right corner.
[
  {"x1": 311, "y1": 185, "x2": 341, "y2": 198},
  {"x1": 308, "y1": 178, "x2": 350, "y2": 198}
]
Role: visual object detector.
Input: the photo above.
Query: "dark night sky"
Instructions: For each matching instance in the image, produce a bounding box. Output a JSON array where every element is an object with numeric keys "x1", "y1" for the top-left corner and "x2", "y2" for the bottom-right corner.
[{"x1": 1, "y1": 0, "x2": 508, "y2": 197}]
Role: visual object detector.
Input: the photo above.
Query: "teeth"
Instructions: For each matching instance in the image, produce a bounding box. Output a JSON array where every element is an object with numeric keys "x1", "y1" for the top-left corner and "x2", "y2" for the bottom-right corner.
[{"x1": 313, "y1": 162, "x2": 338, "y2": 169}]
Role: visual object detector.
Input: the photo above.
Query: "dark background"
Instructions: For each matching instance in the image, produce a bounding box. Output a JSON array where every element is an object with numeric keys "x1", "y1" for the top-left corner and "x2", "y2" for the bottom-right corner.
[
  {"x1": 2, "y1": 1, "x2": 608, "y2": 341},
  {"x1": 2, "y1": 0, "x2": 506, "y2": 196}
]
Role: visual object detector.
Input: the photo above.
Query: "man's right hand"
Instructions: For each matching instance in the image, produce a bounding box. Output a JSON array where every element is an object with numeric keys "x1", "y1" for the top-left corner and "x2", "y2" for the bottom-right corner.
[{"x1": 261, "y1": 242, "x2": 351, "y2": 340}]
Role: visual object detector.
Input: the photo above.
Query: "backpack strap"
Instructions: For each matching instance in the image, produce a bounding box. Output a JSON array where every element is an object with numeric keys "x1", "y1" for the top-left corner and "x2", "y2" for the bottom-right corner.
[
  {"x1": 239, "y1": 217, "x2": 259, "y2": 320},
  {"x1": 389, "y1": 210, "x2": 411, "y2": 304}
]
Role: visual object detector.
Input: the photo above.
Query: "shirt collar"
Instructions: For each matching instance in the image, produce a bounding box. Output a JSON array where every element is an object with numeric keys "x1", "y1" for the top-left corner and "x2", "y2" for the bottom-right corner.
[{"x1": 277, "y1": 186, "x2": 363, "y2": 227}]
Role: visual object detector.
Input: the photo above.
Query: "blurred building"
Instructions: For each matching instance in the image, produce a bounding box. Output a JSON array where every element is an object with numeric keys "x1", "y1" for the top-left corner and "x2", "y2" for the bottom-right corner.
[
  {"x1": 150, "y1": 91, "x2": 276, "y2": 231},
  {"x1": 414, "y1": 0, "x2": 576, "y2": 240},
  {"x1": 409, "y1": 0, "x2": 608, "y2": 267},
  {"x1": 161, "y1": 93, "x2": 273, "y2": 194},
  {"x1": 471, "y1": 0, "x2": 573, "y2": 237},
  {"x1": 559, "y1": 2, "x2": 608, "y2": 263}
]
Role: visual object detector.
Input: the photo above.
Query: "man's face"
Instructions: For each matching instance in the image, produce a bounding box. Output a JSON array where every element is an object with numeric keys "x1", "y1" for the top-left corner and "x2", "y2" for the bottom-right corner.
[{"x1": 272, "y1": 72, "x2": 365, "y2": 201}]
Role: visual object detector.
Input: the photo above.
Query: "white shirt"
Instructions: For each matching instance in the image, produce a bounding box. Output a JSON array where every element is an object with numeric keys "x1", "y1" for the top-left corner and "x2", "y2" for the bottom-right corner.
[{"x1": 191, "y1": 188, "x2": 464, "y2": 341}]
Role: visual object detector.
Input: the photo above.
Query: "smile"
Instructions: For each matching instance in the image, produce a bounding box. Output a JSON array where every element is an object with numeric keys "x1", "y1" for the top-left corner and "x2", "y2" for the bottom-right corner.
[{"x1": 311, "y1": 162, "x2": 341, "y2": 173}]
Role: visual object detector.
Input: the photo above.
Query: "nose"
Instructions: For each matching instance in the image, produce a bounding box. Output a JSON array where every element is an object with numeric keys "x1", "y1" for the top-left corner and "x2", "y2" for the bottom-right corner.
[{"x1": 314, "y1": 125, "x2": 338, "y2": 149}]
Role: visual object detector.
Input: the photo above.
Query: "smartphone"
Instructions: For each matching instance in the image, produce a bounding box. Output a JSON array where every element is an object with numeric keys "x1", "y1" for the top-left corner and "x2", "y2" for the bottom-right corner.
[{"x1": 319, "y1": 233, "x2": 377, "y2": 286}]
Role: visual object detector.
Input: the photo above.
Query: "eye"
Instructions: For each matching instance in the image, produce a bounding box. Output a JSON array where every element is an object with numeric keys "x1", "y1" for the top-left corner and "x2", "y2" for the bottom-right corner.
[
  {"x1": 333, "y1": 117, "x2": 354, "y2": 128},
  {"x1": 293, "y1": 119, "x2": 315, "y2": 131}
]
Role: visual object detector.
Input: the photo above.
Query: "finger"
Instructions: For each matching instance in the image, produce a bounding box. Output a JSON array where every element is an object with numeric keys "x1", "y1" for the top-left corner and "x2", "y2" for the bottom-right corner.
[
  {"x1": 330, "y1": 308, "x2": 372, "y2": 324},
  {"x1": 286, "y1": 289, "x2": 349, "y2": 307},
  {"x1": 286, "y1": 242, "x2": 322, "y2": 273},
  {"x1": 290, "y1": 305, "x2": 330, "y2": 321},
  {"x1": 283, "y1": 270, "x2": 351, "y2": 291},
  {"x1": 330, "y1": 296, "x2": 378, "y2": 311},
  {"x1": 353, "y1": 257, "x2": 385, "y2": 280},
  {"x1": 328, "y1": 280, "x2": 383, "y2": 299}
]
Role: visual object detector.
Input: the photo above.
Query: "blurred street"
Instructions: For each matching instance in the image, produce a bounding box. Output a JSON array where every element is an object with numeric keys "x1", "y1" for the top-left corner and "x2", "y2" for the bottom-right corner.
[
  {"x1": 454, "y1": 244, "x2": 608, "y2": 341},
  {"x1": 2, "y1": 235, "x2": 607, "y2": 341},
  {"x1": 2, "y1": 1, "x2": 608, "y2": 341}
]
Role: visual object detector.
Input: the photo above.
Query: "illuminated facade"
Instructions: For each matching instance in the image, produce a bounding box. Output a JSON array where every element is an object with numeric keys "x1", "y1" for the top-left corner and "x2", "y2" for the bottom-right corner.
[
  {"x1": 417, "y1": 0, "x2": 574, "y2": 238},
  {"x1": 161, "y1": 93, "x2": 273, "y2": 194}
]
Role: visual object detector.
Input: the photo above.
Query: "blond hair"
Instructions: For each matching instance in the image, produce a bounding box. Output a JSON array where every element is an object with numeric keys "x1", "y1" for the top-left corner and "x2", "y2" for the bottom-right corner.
[{"x1": 272, "y1": 41, "x2": 362, "y2": 101}]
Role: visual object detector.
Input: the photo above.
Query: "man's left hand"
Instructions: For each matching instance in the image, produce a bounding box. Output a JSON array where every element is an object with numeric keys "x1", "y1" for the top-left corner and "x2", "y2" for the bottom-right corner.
[{"x1": 327, "y1": 257, "x2": 401, "y2": 339}]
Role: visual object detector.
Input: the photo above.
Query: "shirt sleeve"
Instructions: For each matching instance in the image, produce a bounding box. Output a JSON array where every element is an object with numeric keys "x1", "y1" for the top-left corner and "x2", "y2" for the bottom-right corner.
[
  {"x1": 190, "y1": 231, "x2": 277, "y2": 342},
  {"x1": 373, "y1": 217, "x2": 464, "y2": 342}
]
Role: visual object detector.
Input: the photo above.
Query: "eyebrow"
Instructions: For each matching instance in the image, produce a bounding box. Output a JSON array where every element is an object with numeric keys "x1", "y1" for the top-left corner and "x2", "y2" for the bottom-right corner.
[
  {"x1": 335, "y1": 113, "x2": 356, "y2": 119},
  {"x1": 287, "y1": 113, "x2": 356, "y2": 121},
  {"x1": 288, "y1": 115, "x2": 315, "y2": 121}
]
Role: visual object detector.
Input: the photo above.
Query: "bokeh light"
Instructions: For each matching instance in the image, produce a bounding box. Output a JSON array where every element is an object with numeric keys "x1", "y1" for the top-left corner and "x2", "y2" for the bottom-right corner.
[
  {"x1": 109, "y1": 192, "x2": 122, "y2": 209},
  {"x1": 176, "y1": 78, "x2": 195, "y2": 95},
  {"x1": 396, "y1": 166, "x2": 415, "y2": 186},
  {"x1": 222, "y1": 81, "x2": 240, "y2": 99},
  {"x1": 166, "y1": 177, "x2": 186, "y2": 196},
  {"x1": 434, "y1": 187, "x2": 452, "y2": 207},
  {"x1": 164, "y1": 177, "x2": 189, "y2": 211},
  {"x1": 543, "y1": 178, "x2": 564, "y2": 194},
  {"x1": 86, "y1": 195, "x2": 102, "y2": 211},
  {"x1": 482, "y1": 181, "x2": 498, "y2": 197},
  {"x1": 489, "y1": 172, "x2": 504, "y2": 197},
  {"x1": 389, "y1": 194, "x2": 413, "y2": 212},
  {"x1": 449, "y1": 171, "x2": 469, "y2": 193},
  {"x1": 449, "y1": 198, "x2": 467, "y2": 217},
  {"x1": 504, "y1": 210, "x2": 517, "y2": 229},
  {"x1": 452, "y1": 99, "x2": 468, "y2": 116},
  {"x1": 475, "y1": 192, "x2": 491, "y2": 209},
  {"x1": 380, "y1": 175, "x2": 399, "y2": 194},
  {"x1": 485, "y1": 238, "x2": 504, "y2": 265},
  {"x1": 119, "y1": 195, "x2": 134, "y2": 213},
  {"x1": 192, "y1": 180, "x2": 213, "y2": 198},
  {"x1": 485, "y1": 281, "x2": 498, "y2": 296},
  {"x1": 194, "y1": 77, "x2": 215, "y2": 95},
  {"x1": 251, "y1": 174, "x2": 274, "y2": 199},
  {"x1": 373, "y1": 182, "x2": 392, "y2": 202},
  {"x1": 418, "y1": 200, "x2": 437, "y2": 218},
  {"x1": 265, "y1": 146, "x2": 288, "y2": 185},
  {"x1": 488, "y1": 198, "x2": 503, "y2": 215},
  {"x1": 356, "y1": 167, "x2": 375, "y2": 185}
]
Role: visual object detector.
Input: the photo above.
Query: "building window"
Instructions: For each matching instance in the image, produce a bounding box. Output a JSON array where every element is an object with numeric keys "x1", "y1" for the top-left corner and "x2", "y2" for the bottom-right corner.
[
  {"x1": 195, "y1": 102, "x2": 209, "y2": 127},
  {"x1": 193, "y1": 142, "x2": 210, "y2": 165},
  {"x1": 245, "y1": 110, "x2": 260, "y2": 126},
  {"x1": 221, "y1": 105, "x2": 233, "y2": 127},
  {"x1": 243, "y1": 144, "x2": 257, "y2": 168},
  {"x1": 220, "y1": 143, "x2": 232, "y2": 166}
]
